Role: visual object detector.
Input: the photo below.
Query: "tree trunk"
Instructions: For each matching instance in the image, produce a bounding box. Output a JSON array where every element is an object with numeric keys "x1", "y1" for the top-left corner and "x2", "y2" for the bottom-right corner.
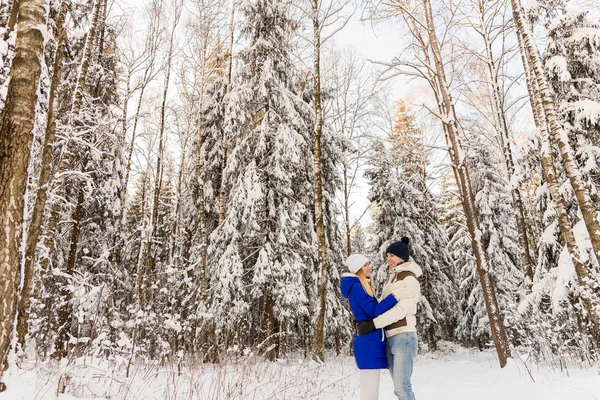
[
  {"x1": 422, "y1": 0, "x2": 511, "y2": 367},
  {"x1": 0, "y1": 0, "x2": 47, "y2": 380},
  {"x1": 343, "y1": 165, "x2": 351, "y2": 256},
  {"x1": 136, "y1": 175, "x2": 148, "y2": 311},
  {"x1": 114, "y1": 71, "x2": 151, "y2": 265},
  {"x1": 513, "y1": 16, "x2": 600, "y2": 345},
  {"x1": 146, "y1": 5, "x2": 179, "y2": 305},
  {"x1": 4, "y1": 0, "x2": 20, "y2": 39},
  {"x1": 108, "y1": 71, "x2": 132, "y2": 310},
  {"x1": 53, "y1": 188, "x2": 85, "y2": 359},
  {"x1": 70, "y1": 0, "x2": 101, "y2": 118},
  {"x1": 16, "y1": 0, "x2": 68, "y2": 353},
  {"x1": 96, "y1": 0, "x2": 107, "y2": 58},
  {"x1": 311, "y1": 0, "x2": 328, "y2": 363},
  {"x1": 170, "y1": 142, "x2": 185, "y2": 267},
  {"x1": 510, "y1": 0, "x2": 600, "y2": 267},
  {"x1": 265, "y1": 293, "x2": 276, "y2": 361},
  {"x1": 198, "y1": 169, "x2": 207, "y2": 295}
]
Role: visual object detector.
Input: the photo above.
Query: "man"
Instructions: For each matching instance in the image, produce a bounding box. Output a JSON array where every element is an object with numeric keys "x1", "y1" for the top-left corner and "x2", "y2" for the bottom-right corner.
[{"x1": 356, "y1": 236, "x2": 421, "y2": 400}]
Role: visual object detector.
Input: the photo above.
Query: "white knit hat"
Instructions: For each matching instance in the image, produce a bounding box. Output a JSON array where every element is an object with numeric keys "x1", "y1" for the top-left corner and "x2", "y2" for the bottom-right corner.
[{"x1": 346, "y1": 254, "x2": 369, "y2": 273}]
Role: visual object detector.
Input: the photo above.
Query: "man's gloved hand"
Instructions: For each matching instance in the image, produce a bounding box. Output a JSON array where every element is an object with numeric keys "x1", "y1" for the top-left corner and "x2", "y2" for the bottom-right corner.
[{"x1": 355, "y1": 320, "x2": 376, "y2": 335}]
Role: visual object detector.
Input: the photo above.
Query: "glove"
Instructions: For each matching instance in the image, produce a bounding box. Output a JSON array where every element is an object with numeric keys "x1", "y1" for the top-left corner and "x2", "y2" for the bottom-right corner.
[{"x1": 356, "y1": 319, "x2": 376, "y2": 336}]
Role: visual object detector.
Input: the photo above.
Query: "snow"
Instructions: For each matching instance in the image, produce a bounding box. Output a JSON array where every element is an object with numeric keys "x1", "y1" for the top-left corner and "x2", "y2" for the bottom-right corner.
[
  {"x1": 552, "y1": 246, "x2": 575, "y2": 312},
  {"x1": 3, "y1": 344, "x2": 599, "y2": 399},
  {"x1": 545, "y1": 56, "x2": 571, "y2": 82},
  {"x1": 569, "y1": 100, "x2": 600, "y2": 126},
  {"x1": 569, "y1": 27, "x2": 600, "y2": 48}
]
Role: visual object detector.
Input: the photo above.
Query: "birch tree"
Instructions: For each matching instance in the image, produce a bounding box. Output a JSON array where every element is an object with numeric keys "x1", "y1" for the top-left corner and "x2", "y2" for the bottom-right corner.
[
  {"x1": 324, "y1": 48, "x2": 374, "y2": 257},
  {"x1": 16, "y1": 0, "x2": 68, "y2": 353},
  {"x1": 144, "y1": 0, "x2": 182, "y2": 309},
  {"x1": 297, "y1": 0, "x2": 352, "y2": 363},
  {"x1": 0, "y1": 0, "x2": 47, "y2": 382}
]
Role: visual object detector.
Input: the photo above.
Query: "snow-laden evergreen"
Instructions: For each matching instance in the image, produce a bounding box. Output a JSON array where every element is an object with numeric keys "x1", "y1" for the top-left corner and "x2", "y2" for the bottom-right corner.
[
  {"x1": 205, "y1": 0, "x2": 318, "y2": 359},
  {"x1": 32, "y1": 5, "x2": 125, "y2": 358},
  {"x1": 544, "y1": 6, "x2": 600, "y2": 206},
  {"x1": 456, "y1": 121, "x2": 524, "y2": 345}
]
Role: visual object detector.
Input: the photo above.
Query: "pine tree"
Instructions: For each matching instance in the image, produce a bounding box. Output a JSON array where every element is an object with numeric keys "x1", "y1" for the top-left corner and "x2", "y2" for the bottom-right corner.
[
  {"x1": 459, "y1": 119, "x2": 524, "y2": 347},
  {"x1": 545, "y1": 7, "x2": 600, "y2": 207},
  {"x1": 206, "y1": 0, "x2": 315, "y2": 361},
  {"x1": 29, "y1": 0, "x2": 124, "y2": 358}
]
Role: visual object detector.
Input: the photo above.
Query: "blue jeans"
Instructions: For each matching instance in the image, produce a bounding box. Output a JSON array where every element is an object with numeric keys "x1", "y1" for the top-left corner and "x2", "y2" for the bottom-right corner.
[{"x1": 386, "y1": 332, "x2": 418, "y2": 400}]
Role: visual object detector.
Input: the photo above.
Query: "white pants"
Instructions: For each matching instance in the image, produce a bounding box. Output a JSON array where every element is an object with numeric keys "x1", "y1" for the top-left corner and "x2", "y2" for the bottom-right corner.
[{"x1": 360, "y1": 369, "x2": 380, "y2": 400}]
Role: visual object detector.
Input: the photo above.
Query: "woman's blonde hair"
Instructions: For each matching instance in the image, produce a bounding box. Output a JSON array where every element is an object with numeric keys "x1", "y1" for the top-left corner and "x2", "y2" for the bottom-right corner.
[{"x1": 355, "y1": 266, "x2": 375, "y2": 297}]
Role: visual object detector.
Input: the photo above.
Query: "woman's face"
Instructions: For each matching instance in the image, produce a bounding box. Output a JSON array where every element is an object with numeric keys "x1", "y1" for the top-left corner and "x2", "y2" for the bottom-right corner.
[{"x1": 361, "y1": 262, "x2": 372, "y2": 278}]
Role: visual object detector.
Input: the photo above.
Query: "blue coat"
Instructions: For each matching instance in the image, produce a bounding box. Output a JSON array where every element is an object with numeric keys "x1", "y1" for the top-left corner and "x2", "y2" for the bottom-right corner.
[{"x1": 340, "y1": 273, "x2": 398, "y2": 369}]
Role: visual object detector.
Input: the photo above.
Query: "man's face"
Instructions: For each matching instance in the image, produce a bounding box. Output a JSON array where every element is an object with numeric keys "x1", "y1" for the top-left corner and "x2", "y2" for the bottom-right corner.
[{"x1": 387, "y1": 253, "x2": 403, "y2": 268}]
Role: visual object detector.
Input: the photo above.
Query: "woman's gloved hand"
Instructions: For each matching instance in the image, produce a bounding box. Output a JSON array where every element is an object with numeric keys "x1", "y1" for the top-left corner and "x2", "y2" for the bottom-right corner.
[{"x1": 355, "y1": 320, "x2": 375, "y2": 335}]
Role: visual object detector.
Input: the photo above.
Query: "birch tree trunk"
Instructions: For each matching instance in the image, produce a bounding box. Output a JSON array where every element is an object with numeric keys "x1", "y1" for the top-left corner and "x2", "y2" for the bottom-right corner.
[
  {"x1": 53, "y1": 188, "x2": 85, "y2": 358},
  {"x1": 145, "y1": 2, "x2": 181, "y2": 304},
  {"x1": 311, "y1": 0, "x2": 329, "y2": 362},
  {"x1": 109, "y1": 74, "x2": 132, "y2": 272},
  {"x1": 197, "y1": 120, "x2": 208, "y2": 295},
  {"x1": 16, "y1": 0, "x2": 68, "y2": 352},
  {"x1": 343, "y1": 166, "x2": 351, "y2": 255},
  {"x1": 0, "y1": 0, "x2": 47, "y2": 381},
  {"x1": 510, "y1": 0, "x2": 600, "y2": 266},
  {"x1": 422, "y1": 0, "x2": 511, "y2": 367},
  {"x1": 114, "y1": 7, "x2": 163, "y2": 275},
  {"x1": 4, "y1": 0, "x2": 19, "y2": 39}
]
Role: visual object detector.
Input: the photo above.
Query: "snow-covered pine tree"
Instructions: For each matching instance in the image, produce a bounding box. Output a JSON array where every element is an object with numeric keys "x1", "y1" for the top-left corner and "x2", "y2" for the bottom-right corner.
[
  {"x1": 31, "y1": 0, "x2": 124, "y2": 358},
  {"x1": 545, "y1": 6, "x2": 600, "y2": 222},
  {"x1": 350, "y1": 221, "x2": 368, "y2": 255},
  {"x1": 366, "y1": 100, "x2": 458, "y2": 349},
  {"x1": 205, "y1": 0, "x2": 315, "y2": 361},
  {"x1": 459, "y1": 119, "x2": 524, "y2": 347},
  {"x1": 365, "y1": 139, "x2": 402, "y2": 282},
  {"x1": 438, "y1": 168, "x2": 477, "y2": 345}
]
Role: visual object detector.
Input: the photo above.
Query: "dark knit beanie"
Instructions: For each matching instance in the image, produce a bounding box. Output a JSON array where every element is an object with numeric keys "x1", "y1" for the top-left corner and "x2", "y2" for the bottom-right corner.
[{"x1": 386, "y1": 237, "x2": 410, "y2": 262}]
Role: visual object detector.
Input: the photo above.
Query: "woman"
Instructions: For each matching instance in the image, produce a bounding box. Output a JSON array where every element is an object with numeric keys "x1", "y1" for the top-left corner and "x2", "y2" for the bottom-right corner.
[{"x1": 340, "y1": 253, "x2": 413, "y2": 400}]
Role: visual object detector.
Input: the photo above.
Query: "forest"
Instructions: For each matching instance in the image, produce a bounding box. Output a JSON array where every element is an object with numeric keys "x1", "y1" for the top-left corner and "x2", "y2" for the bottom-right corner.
[{"x1": 0, "y1": 0, "x2": 599, "y2": 397}]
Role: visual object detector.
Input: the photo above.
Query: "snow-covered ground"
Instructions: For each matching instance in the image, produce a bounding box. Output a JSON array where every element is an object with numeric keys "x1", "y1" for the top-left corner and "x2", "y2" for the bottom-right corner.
[{"x1": 2, "y1": 343, "x2": 599, "y2": 399}]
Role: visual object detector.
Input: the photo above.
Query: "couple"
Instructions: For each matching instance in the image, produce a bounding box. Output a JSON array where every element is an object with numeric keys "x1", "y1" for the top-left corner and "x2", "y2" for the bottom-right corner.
[{"x1": 340, "y1": 237, "x2": 421, "y2": 400}]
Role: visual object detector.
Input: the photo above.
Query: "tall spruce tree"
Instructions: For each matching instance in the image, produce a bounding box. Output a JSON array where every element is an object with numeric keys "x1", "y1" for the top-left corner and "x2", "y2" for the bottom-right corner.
[
  {"x1": 458, "y1": 120, "x2": 524, "y2": 347},
  {"x1": 206, "y1": 0, "x2": 315, "y2": 361}
]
